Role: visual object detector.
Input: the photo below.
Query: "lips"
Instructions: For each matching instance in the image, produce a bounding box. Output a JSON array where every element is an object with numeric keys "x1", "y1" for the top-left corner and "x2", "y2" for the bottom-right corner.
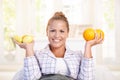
[{"x1": 53, "y1": 39, "x2": 61, "y2": 43}]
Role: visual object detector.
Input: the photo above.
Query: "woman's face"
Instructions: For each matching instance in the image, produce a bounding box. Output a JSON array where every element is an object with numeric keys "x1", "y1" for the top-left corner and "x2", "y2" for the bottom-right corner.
[{"x1": 47, "y1": 20, "x2": 69, "y2": 49}]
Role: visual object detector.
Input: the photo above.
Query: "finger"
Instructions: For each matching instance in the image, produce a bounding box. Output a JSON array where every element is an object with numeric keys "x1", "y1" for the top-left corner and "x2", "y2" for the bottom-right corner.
[
  {"x1": 94, "y1": 32, "x2": 99, "y2": 40},
  {"x1": 100, "y1": 32, "x2": 103, "y2": 39},
  {"x1": 98, "y1": 32, "x2": 104, "y2": 43},
  {"x1": 14, "y1": 39, "x2": 22, "y2": 45},
  {"x1": 13, "y1": 38, "x2": 25, "y2": 47},
  {"x1": 97, "y1": 38, "x2": 104, "y2": 44}
]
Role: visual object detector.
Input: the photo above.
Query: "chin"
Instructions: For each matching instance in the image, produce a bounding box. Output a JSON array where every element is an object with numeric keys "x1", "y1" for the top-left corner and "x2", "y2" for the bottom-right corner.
[{"x1": 50, "y1": 44, "x2": 62, "y2": 48}]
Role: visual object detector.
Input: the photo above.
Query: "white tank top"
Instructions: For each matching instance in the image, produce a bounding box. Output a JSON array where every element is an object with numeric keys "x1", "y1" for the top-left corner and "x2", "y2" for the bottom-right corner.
[{"x1": 55, "y1": 58, "x2": 68, "y2": 75}]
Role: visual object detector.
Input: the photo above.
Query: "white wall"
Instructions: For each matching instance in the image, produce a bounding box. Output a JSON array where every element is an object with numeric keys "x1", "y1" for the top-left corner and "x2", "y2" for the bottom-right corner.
[{"x1": 115, "y1": 0, "x2": 120, "y2": 64}]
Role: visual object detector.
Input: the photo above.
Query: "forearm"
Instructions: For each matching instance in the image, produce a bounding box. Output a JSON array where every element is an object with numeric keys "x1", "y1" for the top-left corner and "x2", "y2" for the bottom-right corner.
[
  {"x1": 26, "y1": 47, "x2": 34, "y2": 57},
  {"x1": 77, "y1": 43, "x2": 95, "y2": 80},
  {"x1": 24, "y1": 56, "x2": 41, "y2": 80},
  {"x1": 84, "y1": 43, "x2": 92, "y2": 58}
]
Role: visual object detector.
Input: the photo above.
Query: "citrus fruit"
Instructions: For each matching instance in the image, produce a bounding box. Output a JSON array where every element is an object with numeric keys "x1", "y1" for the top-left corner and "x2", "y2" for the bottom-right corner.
[
  {"x1": 83, "y1": 28, "x2": 95, "y2": 41},
  {"x1": 96, "y1": 29, "x2": 104, "y2": 39},
  {"x1": 13, "y1": 35, "x2": 33, "y2": 43},
  {"x1": 22, "y1": 35, "x2": 33, "y2": 43},
  {"x1": 13, "y1": 35, "x2": 23, "y2": 43}
]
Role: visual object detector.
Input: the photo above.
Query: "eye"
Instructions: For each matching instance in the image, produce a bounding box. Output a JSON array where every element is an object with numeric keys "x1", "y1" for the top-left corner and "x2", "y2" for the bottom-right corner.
[
  {"x1": 60, "y1": 30, "x2": 65, "y2": 33},
  {"x1": 50, "y1": 29, "x2": 55, "y2": 32}
]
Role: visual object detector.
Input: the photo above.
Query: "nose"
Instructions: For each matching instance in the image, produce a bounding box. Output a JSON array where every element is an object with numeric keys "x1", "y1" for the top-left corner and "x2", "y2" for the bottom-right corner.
[{"x1": 55, "y1": 31, "x2": 60, "y2": 38}]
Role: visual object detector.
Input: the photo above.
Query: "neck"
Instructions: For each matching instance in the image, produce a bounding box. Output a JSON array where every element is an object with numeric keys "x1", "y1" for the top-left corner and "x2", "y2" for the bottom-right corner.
[{"x1": 50, "y1": 45, "x2": 66, "y2": 58}]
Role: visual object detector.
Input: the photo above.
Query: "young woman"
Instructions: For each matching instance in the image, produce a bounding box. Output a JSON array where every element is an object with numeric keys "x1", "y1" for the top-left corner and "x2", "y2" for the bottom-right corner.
[{"x1": 14, "y1": 12, "x2": 103, "y2": 80}]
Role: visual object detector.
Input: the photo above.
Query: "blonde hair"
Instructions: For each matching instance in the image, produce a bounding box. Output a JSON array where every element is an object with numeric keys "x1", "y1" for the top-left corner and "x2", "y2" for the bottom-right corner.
[{"x1": 46, "y1": 12, "x2": 69, "y2": 32}]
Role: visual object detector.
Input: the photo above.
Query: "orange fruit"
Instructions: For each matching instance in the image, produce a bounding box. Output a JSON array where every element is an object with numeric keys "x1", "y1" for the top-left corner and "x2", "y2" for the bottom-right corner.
[
  {"x1": 95, "y1": 29, "x2": 104, "y2": 39},
  {"x1": 83, "y1": 28, "x2": 95, "y2": 41}
]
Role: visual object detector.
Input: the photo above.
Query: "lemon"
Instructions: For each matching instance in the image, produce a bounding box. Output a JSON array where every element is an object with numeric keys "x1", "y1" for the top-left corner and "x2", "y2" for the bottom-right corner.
[
  {"x1": 22, "y1": 35, "x2": 33, "y2": 43},
  {"x1": 13, "y1": 35, "x2": 33, "y2": 43},
  {"x1": 13, "y1": 35, "x2": 23, "y2": 43}
]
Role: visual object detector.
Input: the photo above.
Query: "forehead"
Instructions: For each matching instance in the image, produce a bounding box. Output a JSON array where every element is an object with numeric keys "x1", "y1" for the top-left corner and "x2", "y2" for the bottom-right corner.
[{"x1": 48, "y1": 20, "x2": 67, "y2": 29}]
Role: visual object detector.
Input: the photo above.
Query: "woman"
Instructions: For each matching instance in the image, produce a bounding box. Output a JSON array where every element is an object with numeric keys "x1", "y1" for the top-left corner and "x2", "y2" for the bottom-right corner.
[{"x1": 14, "y1": 12, "x2": 103, "y2": 80}]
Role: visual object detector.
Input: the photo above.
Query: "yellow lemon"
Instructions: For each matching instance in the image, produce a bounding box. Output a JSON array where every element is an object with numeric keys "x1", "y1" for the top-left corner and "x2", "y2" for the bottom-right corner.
[
  {"x1": 22, "y1": 35, "x2": 33, "y2": 43},
  {"x1": 13, "y1": 35, "x2": 23, "y2": 43},
  {"x1": 83, "y1": 28, "x2": 95, "y2": 41},
  {"x1": 96, "y1": 29, "x2": 104, "y2": 39}
]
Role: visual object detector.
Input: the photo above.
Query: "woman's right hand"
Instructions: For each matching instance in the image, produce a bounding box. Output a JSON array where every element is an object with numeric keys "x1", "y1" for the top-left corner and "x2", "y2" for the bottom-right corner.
[{"x1": 13, "y1": 38, "x2": 34, "y2": 57}]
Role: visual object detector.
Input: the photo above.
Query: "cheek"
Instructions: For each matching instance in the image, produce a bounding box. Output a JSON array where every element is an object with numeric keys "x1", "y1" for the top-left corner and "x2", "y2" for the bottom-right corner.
[
  {"x1": 64, "y1": 33, "x2": 69, "y2": 37},
  {"x1": 46, "y1": 31, "x2": 51, "y2": 36},
  {"x1": 47, "y1": 32, "x2": 53, "y2": 38}
]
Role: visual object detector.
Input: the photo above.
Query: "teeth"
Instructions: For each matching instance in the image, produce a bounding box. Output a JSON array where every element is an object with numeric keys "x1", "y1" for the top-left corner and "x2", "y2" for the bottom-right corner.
[{"x1": 54, "y1": 39, "x2": 60, "y2": 42}]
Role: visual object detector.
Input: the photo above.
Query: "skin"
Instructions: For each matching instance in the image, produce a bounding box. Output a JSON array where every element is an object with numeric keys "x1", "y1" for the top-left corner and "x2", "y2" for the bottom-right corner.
[
  {"x1": 84, "y1": 33, "x2": 103, "y2": 58},
  {"x1": 46, "y1": 20, "x2": 68, "y2": 57},
  {"x1": 14, "y1": 20, "x2": 103, "y2": 58},
  {"x1": 13, "y1": 40, "x2": 34, "y2": 57}
]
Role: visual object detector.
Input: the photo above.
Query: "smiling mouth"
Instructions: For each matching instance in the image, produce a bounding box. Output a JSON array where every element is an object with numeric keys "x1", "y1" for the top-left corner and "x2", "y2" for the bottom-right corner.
[{"x1": 53, "y1": 39, "x2": 61, "y2": 43}]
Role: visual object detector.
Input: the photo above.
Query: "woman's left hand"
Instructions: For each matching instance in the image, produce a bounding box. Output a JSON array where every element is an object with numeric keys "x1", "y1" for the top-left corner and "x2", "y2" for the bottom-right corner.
[
  {"x1": 84, "y1": 32, "x2": 104, "y2": 58},
  {"x1": 86, "y1": 32, "x2": 104, "y2": 47}
]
